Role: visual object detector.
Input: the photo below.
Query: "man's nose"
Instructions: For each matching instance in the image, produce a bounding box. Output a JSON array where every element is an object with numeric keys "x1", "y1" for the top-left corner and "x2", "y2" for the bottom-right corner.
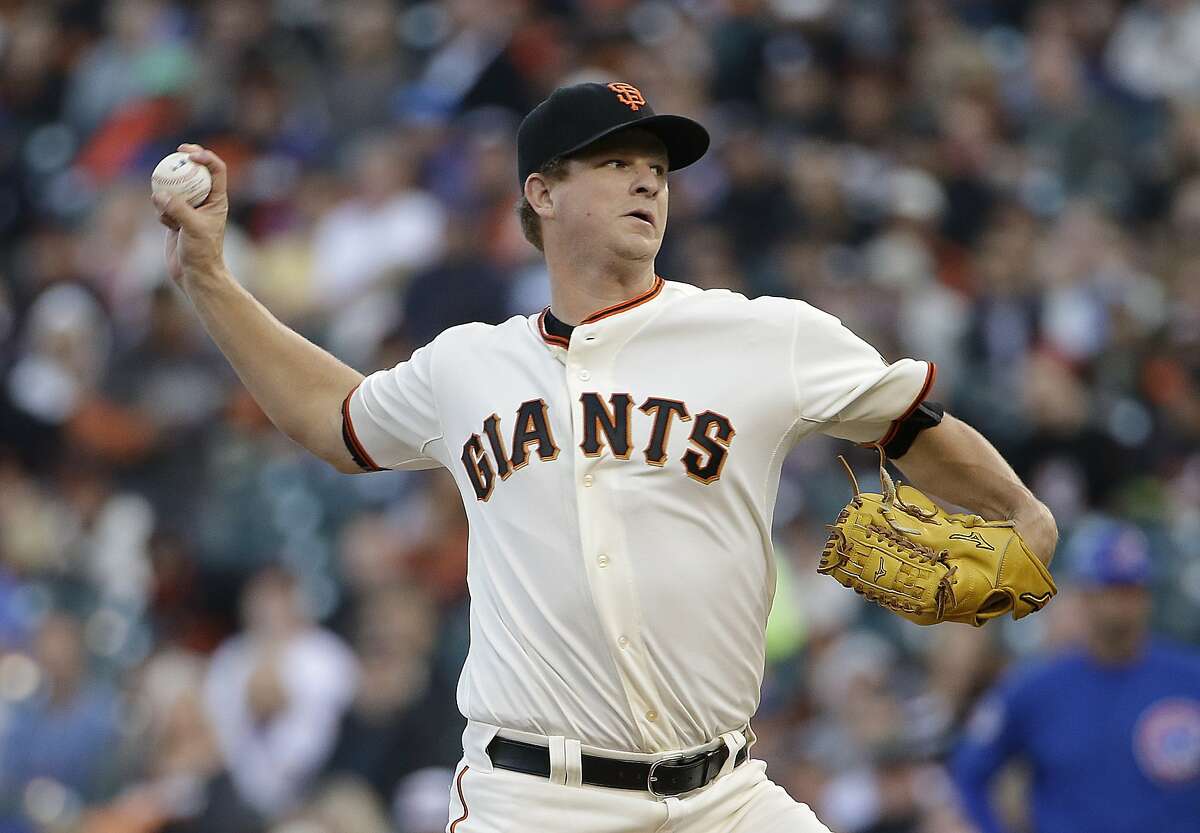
[{"x1": 631, "y1": 164, "x2": 659, "y2": 195}]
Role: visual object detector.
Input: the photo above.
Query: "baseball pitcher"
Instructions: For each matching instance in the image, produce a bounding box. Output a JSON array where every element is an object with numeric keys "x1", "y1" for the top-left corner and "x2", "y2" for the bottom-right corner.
[{"x1": 153, "y1": 82, "x2": 1059, "y2": 832}]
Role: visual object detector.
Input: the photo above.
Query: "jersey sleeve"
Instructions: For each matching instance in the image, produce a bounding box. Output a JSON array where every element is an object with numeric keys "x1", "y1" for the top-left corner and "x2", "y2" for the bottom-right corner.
[
  {"x1": 790, "y1": 302, "x2": 935, "y2": 444},
  {"x1": 949, "y1": 683, "x2": 1027, "y2": 833},
  {"x1": 342, "y1": 341, "x2": 445, "y2": 471}
]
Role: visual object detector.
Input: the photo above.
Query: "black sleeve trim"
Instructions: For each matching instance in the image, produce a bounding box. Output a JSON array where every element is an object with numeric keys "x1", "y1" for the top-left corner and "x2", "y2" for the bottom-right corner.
[
  {"x1": 882, "y1": 400, "x2": 944, "y2": 459},
  {"x1": 342, "y1": 385, "x2": 387, "y2": 472},
  {"x1": 876, "y1": 363, "x2": 936, "y2": 446}
]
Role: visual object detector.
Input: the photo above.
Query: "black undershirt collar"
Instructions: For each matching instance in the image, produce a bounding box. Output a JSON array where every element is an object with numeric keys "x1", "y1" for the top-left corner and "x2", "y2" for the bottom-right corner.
[{"x1": 543, "y1": 310, "x2": 575, "y2": 343}]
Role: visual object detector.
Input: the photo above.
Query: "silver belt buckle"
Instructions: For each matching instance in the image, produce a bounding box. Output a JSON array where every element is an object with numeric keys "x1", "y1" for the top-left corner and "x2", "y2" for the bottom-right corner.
[{"x1": 646, "y1": 754, "x2": 689, "y2": 798}]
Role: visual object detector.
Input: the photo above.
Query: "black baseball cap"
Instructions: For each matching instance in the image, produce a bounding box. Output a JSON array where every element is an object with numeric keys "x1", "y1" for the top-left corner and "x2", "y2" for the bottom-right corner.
[{"x1": 517, "y1": 82, "x2": 710, "y2": 188}]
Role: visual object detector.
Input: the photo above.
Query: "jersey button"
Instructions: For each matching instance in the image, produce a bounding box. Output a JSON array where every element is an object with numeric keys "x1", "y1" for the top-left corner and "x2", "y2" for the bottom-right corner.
[
  {"x1": 578, "y1": 370, "x2": 591, "y2": 381},
  {"x1": 646, "y1": 710, "x2": 658, "y2": 722},
  {"x1": 583, "y1": 475, "x2": 594, "y2": 487},
  {"x1": 618, "y1": 635, "x2": 630, "y2": 648},
  {"x1": 597, "y1": 554, "x2": 609, "y2": 567}
]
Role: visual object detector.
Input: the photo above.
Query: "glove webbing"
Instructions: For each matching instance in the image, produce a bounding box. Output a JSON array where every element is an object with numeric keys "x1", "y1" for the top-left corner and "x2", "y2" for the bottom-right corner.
[{"x1": 819, "y1": 453, "x2": 961, "y2": 619}]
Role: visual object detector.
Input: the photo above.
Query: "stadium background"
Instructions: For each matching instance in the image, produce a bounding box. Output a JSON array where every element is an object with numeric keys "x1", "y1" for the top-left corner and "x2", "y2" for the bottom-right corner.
[{"x1": 1, "y1": 0, "x2": 1199, "y2": 831}]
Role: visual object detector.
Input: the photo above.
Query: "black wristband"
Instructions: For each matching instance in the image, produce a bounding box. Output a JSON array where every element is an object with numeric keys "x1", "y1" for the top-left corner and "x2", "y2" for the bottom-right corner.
[{"x1": 883, "y1": 400, "x2": 944, "y2": 459}]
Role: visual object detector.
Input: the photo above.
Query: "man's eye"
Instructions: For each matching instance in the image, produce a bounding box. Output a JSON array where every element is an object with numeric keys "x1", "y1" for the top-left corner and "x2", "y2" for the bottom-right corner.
[
  {"x1": 606, "y1": 160, "x2": 625, "y2": 168},
  {"x1": 652, "y1": 165, "x2": 666, "y2": 176}
]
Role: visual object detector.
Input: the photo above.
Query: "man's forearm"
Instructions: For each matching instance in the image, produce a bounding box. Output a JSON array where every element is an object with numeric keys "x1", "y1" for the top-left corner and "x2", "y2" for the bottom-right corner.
[
  {"x1": 892, "y1": 414, "x2": 1058, "y2": 564},
  {"x1": 180, "y1": 267, "x2": 364, "y2": 470},
  {"x1": 950, "y1": 767, "x2": 1015, "y2": 833},
  {"x1": 152, "y1": 143, "x2": 366, "y2": 472}
]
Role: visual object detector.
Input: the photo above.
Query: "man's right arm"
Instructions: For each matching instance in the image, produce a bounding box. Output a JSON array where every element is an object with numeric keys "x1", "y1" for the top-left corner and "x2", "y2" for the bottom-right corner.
[
  {"x1": 152, "y1": 144, "x2": 364, "y2": 473},
  {"x1": 949, "y1": 688, "x2": 1024, "y2": 833}
]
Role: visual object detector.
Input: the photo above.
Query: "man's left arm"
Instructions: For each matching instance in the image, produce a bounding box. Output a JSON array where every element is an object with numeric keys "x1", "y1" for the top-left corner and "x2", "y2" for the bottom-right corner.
[
  {"x1": 890, "y1": 413, "x2": 1058, "y2": 566},
  {"x1": 781, "y1": 303, "x2": 1057, "y2": 564}
]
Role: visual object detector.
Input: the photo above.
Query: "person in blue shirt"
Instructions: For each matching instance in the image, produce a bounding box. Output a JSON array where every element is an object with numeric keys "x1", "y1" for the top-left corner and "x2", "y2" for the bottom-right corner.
[
  {"x1": 950, "y1": 518, "x2": 1200, "y2": 833},
  {"x1": 0, "y1": 612, "x2": 121, "y2": 831}
]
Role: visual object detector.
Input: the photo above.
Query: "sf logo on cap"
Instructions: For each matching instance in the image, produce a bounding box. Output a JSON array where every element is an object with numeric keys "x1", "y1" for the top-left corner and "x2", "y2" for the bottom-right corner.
[{"x1": 608, "y1": 82, "x2": 646, "y2": 111}]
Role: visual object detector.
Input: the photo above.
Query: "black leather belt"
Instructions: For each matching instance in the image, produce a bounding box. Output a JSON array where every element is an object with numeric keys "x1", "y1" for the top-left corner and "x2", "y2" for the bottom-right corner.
[{"x1": 486, "y1": 736, "x2": 749, "y2": 797}]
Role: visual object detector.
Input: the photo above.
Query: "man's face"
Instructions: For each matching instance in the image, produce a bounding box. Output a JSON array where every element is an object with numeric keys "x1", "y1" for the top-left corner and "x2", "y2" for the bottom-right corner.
[
  {"x1": 1083, "y1": 584, "x2": 1150, "y2": 649},
  {"x1": 540, "y1": 128, "x2": 670, "y2": 262}
]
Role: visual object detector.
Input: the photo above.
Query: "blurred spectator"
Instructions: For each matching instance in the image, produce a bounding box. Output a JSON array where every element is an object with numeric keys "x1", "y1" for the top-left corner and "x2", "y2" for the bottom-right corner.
[
  {"x1": 312, "y1": 132, "x2": 447, "y2": 364},
  {"x1": 0, "y1": 612, "x2": 122, "y2": 826},
  {"x1": 80, "y1": 648, "x2": 262, "y2": 833},
  {"x1": 324, "y1": 0, "x2": 408, "y2": 143},
  {"x1": 951, "y1": 518, "x2": 1200, "y2": 833},
  {"x1": 63, "y1": 0, "x2": 194, "y2": 135},
  {"x1": 823, "y1": 745, "x2": 960, "y2": 833},
  {"x1": 321, "y1": 584, "x2": 460, "y2": 805},
  {"x1": 54, "y1": 457, "x2": 155, "y2": 613},
  {"x1": 268, "y1": 778, "x2": 392, "y2": 833},
  {"x1": 1107, "y1": 0, "x2": 1200, "y2": 100},
  {"x1": 203, "y1": 567, "x2": 359, "y2": 819},
  {"x1": 392, "y1": 767, "x2": 456, "y2": 833},
  {"x1": 2, "y1": 280, "x2": 112, "y2": 469},
  {"x1": 401, "y1": 213, "x2": 512, "y2": 346},
  {"x1": 86, "y1": 284, "x2": 228, "y2": 529}
]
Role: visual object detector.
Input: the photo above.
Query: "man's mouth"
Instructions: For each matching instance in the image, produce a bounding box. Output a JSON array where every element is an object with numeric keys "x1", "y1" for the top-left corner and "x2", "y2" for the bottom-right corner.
[{"x1": 625, "y1": 210, "x2": 655, "y2": 228}]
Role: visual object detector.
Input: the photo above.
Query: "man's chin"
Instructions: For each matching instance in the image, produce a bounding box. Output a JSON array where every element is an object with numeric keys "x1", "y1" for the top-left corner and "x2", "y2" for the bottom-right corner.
[{"x1": 613, "y1": 235, "x2": 660, "y2": 261}]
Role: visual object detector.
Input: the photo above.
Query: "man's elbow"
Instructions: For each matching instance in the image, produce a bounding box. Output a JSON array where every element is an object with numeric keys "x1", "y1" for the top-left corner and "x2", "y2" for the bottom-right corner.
[
  {"x1": 327, "y1": 454, "x2": 366, "y2": 475},
  {"x1": 315, "y1": 435, "x2": 370, "y2": 474},
  {"x1": 285, "y1": 420, "x2": 366, "y2": 475},
  {"x1": 294, "y1": 440, "x2": 362, "y2": 475}
]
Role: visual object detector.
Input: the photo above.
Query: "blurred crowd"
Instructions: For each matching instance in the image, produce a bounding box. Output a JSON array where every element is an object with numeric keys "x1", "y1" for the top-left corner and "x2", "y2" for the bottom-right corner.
[{"x1": 1, "y1": 0, "x2": 1200, "y2": 831}]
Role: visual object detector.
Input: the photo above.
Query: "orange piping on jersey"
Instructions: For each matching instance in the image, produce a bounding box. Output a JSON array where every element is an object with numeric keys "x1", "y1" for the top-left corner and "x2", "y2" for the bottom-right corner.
[
  {"x1": 537, "y1": 308, "x2": 571, "y2": 348},
  {"x1": 581, "y1": 275, "x2": 664, "y2": 324},
  {"x1": 449, "y1": 765, "x2": 470, "y2": 832},
  {"x1": 873, "y1": 361, "x2": 938, "y2": 450},
  {"x1": 342, "y1": 383, "x2": 387, "y2": 472}
]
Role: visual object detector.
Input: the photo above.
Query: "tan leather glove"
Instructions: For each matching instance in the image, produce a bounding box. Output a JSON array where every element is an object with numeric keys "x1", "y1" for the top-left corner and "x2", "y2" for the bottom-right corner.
[{"x1": 818, "y1": 456, "x2": 1057, "y2": 626}]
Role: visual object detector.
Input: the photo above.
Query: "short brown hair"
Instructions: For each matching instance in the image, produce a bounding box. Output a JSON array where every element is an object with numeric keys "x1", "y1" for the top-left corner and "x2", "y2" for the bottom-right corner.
[{"x1": 516, "y1": 156, "x2": 569, "y2": 252}]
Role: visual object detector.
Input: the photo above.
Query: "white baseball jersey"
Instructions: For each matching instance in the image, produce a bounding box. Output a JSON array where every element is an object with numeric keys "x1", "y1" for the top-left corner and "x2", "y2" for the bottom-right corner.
[{"x1": 343, "y1": 277, "x2": 934, "y2": 754}]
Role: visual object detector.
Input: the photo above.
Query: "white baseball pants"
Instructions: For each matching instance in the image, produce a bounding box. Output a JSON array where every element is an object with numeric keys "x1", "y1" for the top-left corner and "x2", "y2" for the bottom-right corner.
[{"x1": 444, "y1": 722, "x2": 833, "y2": 833}]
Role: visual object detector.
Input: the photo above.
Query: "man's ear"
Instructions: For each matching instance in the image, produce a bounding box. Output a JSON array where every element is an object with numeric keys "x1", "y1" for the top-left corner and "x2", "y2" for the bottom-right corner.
[{"x1": 525, "y1": 174, "x2": 555, "y2": 219}]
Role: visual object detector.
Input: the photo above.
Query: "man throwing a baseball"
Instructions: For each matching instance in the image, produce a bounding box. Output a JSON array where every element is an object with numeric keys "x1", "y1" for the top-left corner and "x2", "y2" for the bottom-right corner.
[{"x1": 154, "y1": 82, "x2": 1057, "y2": 832}]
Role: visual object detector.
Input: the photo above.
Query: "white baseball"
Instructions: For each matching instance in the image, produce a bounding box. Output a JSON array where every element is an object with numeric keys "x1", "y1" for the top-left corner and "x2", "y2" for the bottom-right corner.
[{"x1": 151, "y1": 151, "x2": 212, "y2": 208}]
